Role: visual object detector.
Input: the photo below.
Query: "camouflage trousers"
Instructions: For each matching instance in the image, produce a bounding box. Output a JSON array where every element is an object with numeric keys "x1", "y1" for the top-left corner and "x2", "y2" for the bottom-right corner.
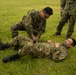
[
  {"x1": 8, "y1": 35, "x2": 51, "y2": 58},
  {"x1": 11, "y1": 21, "x2": 39, "y2": 38},
  {"x1": 11, "y1": 22, "x2": 26, "y2": 38},
  {"x1": 8, "y1": 35, "x2": 33, "y2": 48},
  {"x1": 56, "y1": 13, "x2": 75, "y2": 38}
]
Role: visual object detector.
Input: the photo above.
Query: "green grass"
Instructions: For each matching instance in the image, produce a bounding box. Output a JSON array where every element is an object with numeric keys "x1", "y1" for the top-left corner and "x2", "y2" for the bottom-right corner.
[{"x1": 0, "y1": 0, "x2": 76, "y2": 75}]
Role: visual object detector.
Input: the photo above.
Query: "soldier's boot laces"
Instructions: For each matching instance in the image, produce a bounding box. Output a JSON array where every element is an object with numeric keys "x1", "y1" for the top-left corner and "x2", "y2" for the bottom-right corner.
[
  {"x1": 2, "y1": 53, "x2": 20, "y2": 63},
  {"x1": 53, "y1": 32, "x2": 61, "y2": 36}
]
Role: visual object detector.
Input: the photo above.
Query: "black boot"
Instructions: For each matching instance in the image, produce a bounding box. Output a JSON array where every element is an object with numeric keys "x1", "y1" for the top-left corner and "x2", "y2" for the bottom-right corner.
[
  {"x1": 2, "y1": 53, "x2": 20, "y2": 63},
  {"x1": 0, "y1": 43, "x2": 10, "y2": 50},
  {"x1": 0, "y1": 39, "x2": 10, "y2": 50},
  {"x1": 0, "y1": 39, "x2": 4, "y2": 49}
]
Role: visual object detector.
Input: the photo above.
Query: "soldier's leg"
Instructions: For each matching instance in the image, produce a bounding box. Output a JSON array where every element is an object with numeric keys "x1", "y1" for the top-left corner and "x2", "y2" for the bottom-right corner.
[
  {"x1": 2, "y1": 47, "x2": 28, "y2": 63},
  {"x1": 74, "y1": 13, "x2": 76, "y2": 22},
  {"x1": 66, "y1": 16, "x2": 75, "y2": 38},
  {"x1": 11, "y1": 22, "x2": 25, "y2": 38},
  {"x1": 2, "y1": 53, "x2": 20, "y2": 63},
  {"x1": 0, "y1": 35, "x2": 32, "y2": 50},
  {"x1": 53, "y1": 14, "x2": 69, "y2": 36},
  {"x1": 0, "y1": 40, "x2": 9, "y2": 50},
  {"x1": 18, "y1": 42, "x2": 33, "y2": 57},
  {"x1": 60, "y1": 11, "x2": 68, "y2": 23},
  {"x1": 0, "y1": 36, "x2": 20, "y2": 50},
  {"x1": 7, "y1": 35, "x2": 33, "y2": 50},
  {"x1": 2, "y1": 43, "x2": 33, "y2": 63},
  {"x1": 8, "y1": 35, "x2": 32, "y2": 46}
]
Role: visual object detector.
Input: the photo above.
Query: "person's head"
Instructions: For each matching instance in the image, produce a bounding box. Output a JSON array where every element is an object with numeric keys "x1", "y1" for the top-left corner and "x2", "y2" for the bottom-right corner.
[
  {"x1": 62, "y1": 38, "x2": 76, "y2": 49},
  {"x1": 39, "y1": 7, "x2": 53, "y2": 20}
]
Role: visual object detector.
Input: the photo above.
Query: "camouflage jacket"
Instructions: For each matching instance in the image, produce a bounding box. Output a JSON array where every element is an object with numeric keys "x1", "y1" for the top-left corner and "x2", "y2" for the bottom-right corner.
[
  {"x1": 28, "y1": 42, "x2": 68, "y2": 61},
  {"x1": 22, "y1": 9, "x2": 46, "y2": 37},
  {"x1": 63, "y1": 0, "x2": 76, "y2": 15}
]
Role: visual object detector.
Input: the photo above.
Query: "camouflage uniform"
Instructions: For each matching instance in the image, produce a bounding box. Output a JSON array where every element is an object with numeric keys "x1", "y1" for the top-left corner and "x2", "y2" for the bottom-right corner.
[
  {"x1": 8, "y1": 35, "x2": 68, "y2": 61},
  {"x1": 56, "y1": 0, "x2": 76, "y2": 38},
  {"x1": 11, "y1": 9, "x2": 46, "y2": 39},
  {"x1": 60, "y1": 0, "x2": 66, "y2": 17},
  {"x1": 74, "y1": 3, "x2": 76, "y2": 21}
]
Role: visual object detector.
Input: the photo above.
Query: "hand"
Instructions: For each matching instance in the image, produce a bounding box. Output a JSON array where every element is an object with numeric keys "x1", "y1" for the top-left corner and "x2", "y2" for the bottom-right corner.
[
  {"x1": 31, "y1": 34, "x2": 38, "y2": 42},
  {"x1": 55, "y1": 42, "x2": 60, "y2": 48},
  {"x1": 33, "y1": 36, "x2": 37, "y2": 41},
  {"x1": 47, "y1": 40, "x2": 53, "y2": 44}
]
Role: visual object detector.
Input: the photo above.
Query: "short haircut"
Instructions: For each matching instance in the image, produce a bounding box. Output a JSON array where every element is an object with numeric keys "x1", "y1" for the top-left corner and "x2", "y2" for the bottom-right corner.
[
  {"x1": 71, "y1": 38, "x2": 76, "y2": 46},
  {"x1": 43, "y1": 7, "x2": 53, "y2": 15}
]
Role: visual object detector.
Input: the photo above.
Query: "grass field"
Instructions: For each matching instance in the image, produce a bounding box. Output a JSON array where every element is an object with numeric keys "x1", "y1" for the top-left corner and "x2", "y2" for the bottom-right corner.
[{"x1": 0, "y1": 0, "x2": 76, "y2": 75}]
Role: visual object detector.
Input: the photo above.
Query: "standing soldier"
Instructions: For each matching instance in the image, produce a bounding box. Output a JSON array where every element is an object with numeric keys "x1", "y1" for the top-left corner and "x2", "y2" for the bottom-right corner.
[
  {"x1": 0, "y1": 35, "x2": 76, "y2": 63},
  {"x1": 53, "y1": 0, "x2": 76, "y2": 38},
  {"x1": 11, "y1": 7, "x2": 53, "y2": 42}
]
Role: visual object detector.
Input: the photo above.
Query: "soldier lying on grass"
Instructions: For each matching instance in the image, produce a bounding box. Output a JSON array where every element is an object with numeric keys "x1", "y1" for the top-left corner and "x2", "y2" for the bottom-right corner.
[{"x1": 0, "y1": 35, "x2": 76, "y2": 63}]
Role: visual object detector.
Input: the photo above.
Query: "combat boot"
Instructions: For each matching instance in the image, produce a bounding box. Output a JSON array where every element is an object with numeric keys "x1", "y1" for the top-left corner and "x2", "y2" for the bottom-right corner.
[
  {"x1": 0, "y1": 39, "x2": 4, "y2": 49},
  {"x1": 0, "y1": 40, "x2": 10, "y2": 50},
  {"x1": 53, "y1": 32, "x2": 61, "y2": 36},
  {"x1": 2, "y1": 53, "x2": 20, "y2": 63},
  {"x1": 0, "y1": 43, "x2": 10, "y2": 50}
]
